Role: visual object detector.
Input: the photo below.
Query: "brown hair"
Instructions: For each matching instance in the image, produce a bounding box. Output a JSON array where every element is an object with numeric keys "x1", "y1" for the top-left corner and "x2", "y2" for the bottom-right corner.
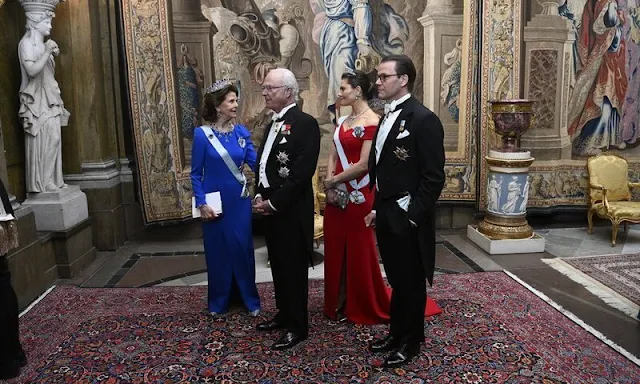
[
  {"x1": 380, "y1": 54, "x2": 417, "y2": 92},
  {"x1": 201, "y1": 84, "x2": 238, "y2": 123},
  {"x1": 341, "y1": 70, "x2": 377, "y2": 100}
]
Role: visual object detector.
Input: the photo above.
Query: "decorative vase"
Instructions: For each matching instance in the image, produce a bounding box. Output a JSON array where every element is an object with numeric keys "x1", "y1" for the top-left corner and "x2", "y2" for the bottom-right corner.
[{"x1": 489, "y1": 99, "x2": 534, "y2": 152}]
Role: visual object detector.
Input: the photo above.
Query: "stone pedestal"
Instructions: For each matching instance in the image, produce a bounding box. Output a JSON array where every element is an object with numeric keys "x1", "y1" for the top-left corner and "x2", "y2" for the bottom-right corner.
[
  {"x1": 469, "y1": 150, "x2": 545, "y2": 254},
  {"x1": 22, "y1": 185, "x2": 89, "y2": 231},
  {"x1": 521, "y1": 3, "x2": 574, "y2": 160},
  {"x1": 418, "y1": 0, "x2": 463, "y2": 152}
]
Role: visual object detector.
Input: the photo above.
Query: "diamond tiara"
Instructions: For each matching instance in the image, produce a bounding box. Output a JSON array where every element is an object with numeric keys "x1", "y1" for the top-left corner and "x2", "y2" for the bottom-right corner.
[{"x1": 206, "y1": 78, "x2": 237, "y2": 94}]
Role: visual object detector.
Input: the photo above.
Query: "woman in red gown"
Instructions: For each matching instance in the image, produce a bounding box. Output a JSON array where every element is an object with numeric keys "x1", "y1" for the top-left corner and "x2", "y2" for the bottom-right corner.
[{"x1": 323, "y1": 71, "x2": 441, "y2": 324}]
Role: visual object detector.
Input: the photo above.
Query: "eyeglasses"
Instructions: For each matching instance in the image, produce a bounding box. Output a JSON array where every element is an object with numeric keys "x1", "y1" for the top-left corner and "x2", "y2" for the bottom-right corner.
[
  {"x1": 376, "y1": 74, "x2": 403, "y2": 82},
  {"x1": 261, "y1": 85, "x2": 287, "y2": 92}
]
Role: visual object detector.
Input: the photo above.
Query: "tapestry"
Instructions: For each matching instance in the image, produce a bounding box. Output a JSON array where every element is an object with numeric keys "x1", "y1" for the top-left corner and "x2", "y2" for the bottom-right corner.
[
  {"x1": 121, "y1": 0, "x2": 480, "y2": 223},
  {"x1": 479, "y1": 1, "x2": 640, "y2": 209},
  {"x1": 12, "y1": 273, "x2": 639, "y2": 382}
]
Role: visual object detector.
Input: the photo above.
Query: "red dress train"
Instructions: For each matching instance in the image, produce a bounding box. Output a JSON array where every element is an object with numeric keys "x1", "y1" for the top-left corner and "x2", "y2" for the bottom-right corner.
[{"x1": 323, "y1": 124, "x2": 442, "y2": 324}]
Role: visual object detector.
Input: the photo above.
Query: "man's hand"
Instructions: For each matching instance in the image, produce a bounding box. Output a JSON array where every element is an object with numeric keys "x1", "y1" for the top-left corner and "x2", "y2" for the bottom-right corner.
[
  {"x1": 253, "y1": 197, "x2": 274, "y2": 215},
  {"x1": 199, "y1": 205, "x2": 219, "y2": 221},
  {"x1": 364, "y1": 211, "x2": 376, "y2": 228}
]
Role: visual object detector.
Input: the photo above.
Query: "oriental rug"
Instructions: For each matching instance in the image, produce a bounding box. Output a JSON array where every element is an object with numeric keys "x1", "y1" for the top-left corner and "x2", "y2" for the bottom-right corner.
[
  {"x1": 543, "y1": 254, "x2": 640, "y2": 319},
  {"x1": 9, "y1": 272, "x2": 639, "y2": 383}
]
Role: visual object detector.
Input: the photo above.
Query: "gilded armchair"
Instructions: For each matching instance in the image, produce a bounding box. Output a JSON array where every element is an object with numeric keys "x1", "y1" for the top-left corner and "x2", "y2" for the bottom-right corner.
[
  {"x1": 313, "y1": 169, "x2": 325, "y2": 248},
  {"x1": 587, "y1": 153, "x2": 640, "y2": 246}
]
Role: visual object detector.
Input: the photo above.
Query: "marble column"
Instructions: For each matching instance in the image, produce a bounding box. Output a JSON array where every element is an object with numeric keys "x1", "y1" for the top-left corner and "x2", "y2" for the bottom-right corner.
[
  {"x1": 418, "y1": 0, "x2": 463, "y2": 151},
  {"x1": 47, "y1": 0, "x2": 128, "y2": 250},
  {"x1": 521, "y1": 0, "x2": 574, "y2": 160}
]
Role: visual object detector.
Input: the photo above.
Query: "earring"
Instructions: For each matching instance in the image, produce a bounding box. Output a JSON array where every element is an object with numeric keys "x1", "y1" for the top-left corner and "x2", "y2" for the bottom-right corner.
[{"x1": 216, "y1": 111, "x2": 221, "y2": 118}]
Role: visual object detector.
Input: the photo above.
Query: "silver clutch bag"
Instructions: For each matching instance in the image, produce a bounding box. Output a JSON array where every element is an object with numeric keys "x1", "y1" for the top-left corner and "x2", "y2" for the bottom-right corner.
[{"x1": 325, "y1": 187, "x2": 348, "y2": 210}]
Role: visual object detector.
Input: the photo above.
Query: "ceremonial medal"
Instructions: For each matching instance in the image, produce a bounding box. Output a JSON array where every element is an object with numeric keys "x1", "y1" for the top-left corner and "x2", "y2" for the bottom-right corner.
[
  {"x1": 399, "y1": 120, "x2": 406, "y2": 132},
  {"x1": 276, "y1": 151, "x2": 289, "y2": 164},
  {"x1": 393, "y1": 146, "x2": 410, "y2": 161},
  {"x1": 238, "y1": 137, "x2": 246, "y2": 148},
  {"x1": 281, "y1": 124, "x2": 292, "y2": 135},
  {"x1": 352, "y1": 125, "x2": 365, "y2": 138},
  {"x1": 278, "y1": 166, "x2": 290, "y2": 178},
  {"x1": 349, "y1": 190, "x2": 366, "y2": 204}
]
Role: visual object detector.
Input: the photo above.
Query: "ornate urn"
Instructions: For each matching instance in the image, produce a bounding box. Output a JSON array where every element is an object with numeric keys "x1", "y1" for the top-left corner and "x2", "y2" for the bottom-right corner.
[{"x1": 489, "y1": 99, "x2": 534, "y2": 152}]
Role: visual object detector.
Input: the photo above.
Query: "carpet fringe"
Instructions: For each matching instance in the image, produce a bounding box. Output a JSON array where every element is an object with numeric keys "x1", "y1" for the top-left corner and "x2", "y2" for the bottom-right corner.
[
  {"x1": 19, "y1": 285, "x2": 57, "y2": 318},
  {"x1": 503, "y1": 270, "x2": 640, "y2": 367},
  {"x1": 541, "y1": 258, "x2": 639, "y2": 319}
]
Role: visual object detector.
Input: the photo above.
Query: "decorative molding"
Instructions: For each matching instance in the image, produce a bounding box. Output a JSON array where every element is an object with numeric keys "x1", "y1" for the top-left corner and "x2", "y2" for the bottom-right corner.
[
  {"x1": 64, "y1": 160, "x2": 122, "y2": 189},
  {"x1": 479, "y1": 0, "x2": 522, "y2": 209},
  {"x1": 437, "y1": 0, "x2": 478, "y2": 201}
]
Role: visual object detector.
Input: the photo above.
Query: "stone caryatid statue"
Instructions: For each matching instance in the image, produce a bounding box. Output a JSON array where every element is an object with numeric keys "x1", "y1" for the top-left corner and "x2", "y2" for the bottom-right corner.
[{"x1": 18, "y1": 0, "x2": 70, "y2": 193}]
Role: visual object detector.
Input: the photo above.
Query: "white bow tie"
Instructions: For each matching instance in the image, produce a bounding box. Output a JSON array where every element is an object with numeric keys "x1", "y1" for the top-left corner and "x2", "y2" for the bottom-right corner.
[{"x1": 384, "y1": 101, "x2": 400, "y2": 115}]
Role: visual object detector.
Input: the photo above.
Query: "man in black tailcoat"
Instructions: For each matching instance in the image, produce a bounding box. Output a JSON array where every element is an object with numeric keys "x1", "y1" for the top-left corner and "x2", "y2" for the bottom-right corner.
[
  {"x1": 365, "y1": 54, "x2": 445, "y2": 368},
  {"x1": 253, "y1": 68, "x2": 321, "y2": 350}
]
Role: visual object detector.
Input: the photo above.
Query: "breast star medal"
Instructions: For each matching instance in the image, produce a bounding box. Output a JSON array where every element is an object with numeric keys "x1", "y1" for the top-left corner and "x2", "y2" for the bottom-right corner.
[
  {"x1": 352, "y1": 125, "x2": 365, "y2": 138},
  {"x1": 276, "y1": 151, "x2": 289, "y2": 164},
  {"x1": 393, "y1": 146, "x2": 410, "y2": 161},
  {"x1": 278, "y1": 166, "x2": 290, "y2": 178}
]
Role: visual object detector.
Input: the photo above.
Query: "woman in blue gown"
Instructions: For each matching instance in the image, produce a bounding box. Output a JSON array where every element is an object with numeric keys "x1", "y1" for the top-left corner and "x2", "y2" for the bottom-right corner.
[{"x1": 191, "y1": 79, "x2": 260, "y2": 317}]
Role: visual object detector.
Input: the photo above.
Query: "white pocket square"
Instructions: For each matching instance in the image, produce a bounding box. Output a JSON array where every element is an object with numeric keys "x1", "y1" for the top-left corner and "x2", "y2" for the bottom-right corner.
[
  {"x1": 396, "y1": 195, "x2": 411, "y2": 212},
  {"x1": 279, "y1": 137, "x2": 287, "y2": 144},
  {"x1": 396, "y1": 130, "x2": 410, "y2": 139}
]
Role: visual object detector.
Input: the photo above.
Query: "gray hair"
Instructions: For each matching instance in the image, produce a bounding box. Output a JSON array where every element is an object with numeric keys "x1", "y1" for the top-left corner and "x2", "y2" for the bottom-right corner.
[{"x1": 272, "y1": 68, "x2": 299, "y2": 101}]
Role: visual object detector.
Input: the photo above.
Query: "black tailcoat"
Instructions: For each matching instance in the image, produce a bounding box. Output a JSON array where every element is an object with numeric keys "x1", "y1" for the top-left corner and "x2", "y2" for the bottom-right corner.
[{"x1": 255, "y1": 105, "x2": 321, "y2": 333}]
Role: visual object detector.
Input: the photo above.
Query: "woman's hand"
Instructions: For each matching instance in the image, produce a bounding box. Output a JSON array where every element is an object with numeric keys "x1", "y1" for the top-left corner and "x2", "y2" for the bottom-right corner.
[
  {"x1": 323, "y1": 176, "x2": 337, "y2": 190},
  {"x1": 199, "y1": 205, "x2": 219, "y2": 221}
]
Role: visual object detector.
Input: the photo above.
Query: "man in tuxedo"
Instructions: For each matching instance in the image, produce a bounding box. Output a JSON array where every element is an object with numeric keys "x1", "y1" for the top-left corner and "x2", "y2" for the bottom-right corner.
[
  {"x1": 365, "y1": 55, "x2": 445, "y2": 368},
  {"x1": 253, "y1": 68, "x2": 321, "y2": 350}
]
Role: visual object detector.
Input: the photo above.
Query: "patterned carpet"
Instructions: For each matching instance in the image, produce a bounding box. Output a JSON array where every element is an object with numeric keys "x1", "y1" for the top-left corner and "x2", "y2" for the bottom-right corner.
[
  {"x1": 10, "y1": 272, "x2": 639, "y2": 383},
  {"x1": 564, "y1": 254, "x2": 640, "y2": 305}
]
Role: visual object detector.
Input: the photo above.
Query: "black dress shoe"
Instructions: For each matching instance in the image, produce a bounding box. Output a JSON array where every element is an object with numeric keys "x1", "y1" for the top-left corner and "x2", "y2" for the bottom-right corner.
[
  {"x1": 382, "y1": 343, "x2": 420, "y2": 368},
  {"x1": 256, "y1": 319, "x2": 283, "y2": 331},
  {"x1": 271, "y1": 331, "x2": 307, "y2": 350},
  {"x1": 369, "y1": 334, "x2": 399, "y2": 353}
]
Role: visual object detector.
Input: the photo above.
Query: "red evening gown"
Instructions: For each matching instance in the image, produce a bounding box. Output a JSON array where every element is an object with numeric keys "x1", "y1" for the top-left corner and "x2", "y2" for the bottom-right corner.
[{"x1": 323, "y1": 123, "x2": 442, "y2": 324}]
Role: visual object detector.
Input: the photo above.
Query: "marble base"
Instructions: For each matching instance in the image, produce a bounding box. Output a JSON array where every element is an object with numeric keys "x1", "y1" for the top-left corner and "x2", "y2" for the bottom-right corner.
[
  {"x1": 467, "y1": 225, "x2": 545, "y2": 255},
  {"x1": 22, "y1": 185, "x2": 89, "y2": 231}
]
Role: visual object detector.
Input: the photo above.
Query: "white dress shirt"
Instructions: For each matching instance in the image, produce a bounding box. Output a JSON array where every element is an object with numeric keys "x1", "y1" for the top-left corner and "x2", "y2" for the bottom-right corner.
[
  {"x1": 372, "y1": 94, "x2": 415, "y2": 226},
  {"x1": 256, "y1": 103, "x2": 297, "y2": 211},
  {"x1": 375, "y1": 93, "x2": 411, "y2": 164},
  {"x1": 258, "y1": 103, "x2": 297, "y2": 188}
]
